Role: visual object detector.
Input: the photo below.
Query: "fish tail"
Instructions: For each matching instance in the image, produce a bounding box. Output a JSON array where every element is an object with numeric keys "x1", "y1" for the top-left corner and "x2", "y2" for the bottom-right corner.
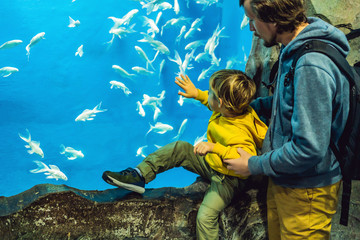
[
  {"x1": 30, "y1": 160, "x2": 48, "y2": 173},
  {"x1": 145, "y1": 123, "x2": 153, "y2": 136},
  {"x1": 94, "y1": 102, "x2": 107, "y2": 112},
  {"x1": 148, "y1": 50, "x2": 159, "y2": 71},
  {"x1": 60, "y1": 144, "x2": 66, "y2": 154},
  {"x1": 19, "y1": 129, "x2": 31, "y2": 142}
]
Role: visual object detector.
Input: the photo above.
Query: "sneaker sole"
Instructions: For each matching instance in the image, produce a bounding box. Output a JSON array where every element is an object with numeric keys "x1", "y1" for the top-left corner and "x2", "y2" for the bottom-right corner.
[{"x1": 107, "y1": 175, "x2": 145, "y2": 194}]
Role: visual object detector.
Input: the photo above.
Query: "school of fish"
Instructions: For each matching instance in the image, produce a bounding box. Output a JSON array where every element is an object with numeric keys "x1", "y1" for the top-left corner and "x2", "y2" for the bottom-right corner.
[{"x1": 2, "y1": 0, "x2": 250, "y2": 182}]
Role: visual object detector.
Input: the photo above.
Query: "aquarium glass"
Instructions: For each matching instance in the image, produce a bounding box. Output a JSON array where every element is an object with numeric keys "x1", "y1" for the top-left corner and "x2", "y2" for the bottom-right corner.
[{"x1": 0, "y1": 0, "x2": 252, "y2": 197}]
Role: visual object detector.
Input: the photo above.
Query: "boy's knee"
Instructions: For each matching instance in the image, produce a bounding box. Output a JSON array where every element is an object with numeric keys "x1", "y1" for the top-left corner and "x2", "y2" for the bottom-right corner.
[{"x1": 174, "y1": 140, "x2": 193, "y2": 150}]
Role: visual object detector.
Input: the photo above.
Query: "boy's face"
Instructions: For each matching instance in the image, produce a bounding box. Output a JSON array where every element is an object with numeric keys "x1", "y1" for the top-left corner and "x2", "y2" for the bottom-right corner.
[{"x1": 208, "y1": 88, "x2": 221, "y2": 113}]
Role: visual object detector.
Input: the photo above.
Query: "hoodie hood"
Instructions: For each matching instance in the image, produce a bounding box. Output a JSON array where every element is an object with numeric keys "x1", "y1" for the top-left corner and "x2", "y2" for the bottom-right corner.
[{"x1": 281, "y1": 17, "x2": 350, "y2": 60}]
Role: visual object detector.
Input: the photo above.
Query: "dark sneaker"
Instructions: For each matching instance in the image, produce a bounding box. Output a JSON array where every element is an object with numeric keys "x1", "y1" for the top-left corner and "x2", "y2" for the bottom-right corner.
[{"x1": 102, "y1": 168, "x2": 145, "y2": 194}]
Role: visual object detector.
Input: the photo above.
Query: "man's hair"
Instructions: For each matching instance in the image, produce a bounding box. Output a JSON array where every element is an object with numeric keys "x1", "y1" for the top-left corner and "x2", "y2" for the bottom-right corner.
[
  {"x1": 239, "y1": 0, "x2": 307, "y2": 33},
  {"x1": 209, "y1": 69, "x2": 256, "y2": 115}
]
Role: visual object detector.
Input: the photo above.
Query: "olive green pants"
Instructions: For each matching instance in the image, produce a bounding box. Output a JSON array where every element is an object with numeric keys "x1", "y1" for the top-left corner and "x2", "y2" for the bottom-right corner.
[
  {"x1": 267, "y1": 178, "x2": 341, "y2": 240},
  {"x1": 137, "y1": 141, "x2": 240, "y2": 240}
]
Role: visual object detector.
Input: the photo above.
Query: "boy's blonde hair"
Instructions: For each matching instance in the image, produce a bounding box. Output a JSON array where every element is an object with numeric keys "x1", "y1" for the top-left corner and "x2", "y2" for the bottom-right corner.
[{"x1": 209, "y1": 69, "x2": 256, "y2": 115}]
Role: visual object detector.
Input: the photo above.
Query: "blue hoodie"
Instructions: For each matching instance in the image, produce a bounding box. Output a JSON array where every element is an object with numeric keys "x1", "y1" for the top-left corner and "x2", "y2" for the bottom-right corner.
[{"x1": 249, "y1": 17, "x2": 350, "y2": 188}]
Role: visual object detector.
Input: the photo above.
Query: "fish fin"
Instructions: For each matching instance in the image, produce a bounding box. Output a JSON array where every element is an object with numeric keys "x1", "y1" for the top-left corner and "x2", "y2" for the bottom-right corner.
[
  {"x1": 25, "y1": 145, "x2": 30, "y2": 148},
  {"x1": 68, "y1": 156, "x2": 76, "y2": 160},
  {"x1": 30, "y1": 160, "x2": 48, "y2": 173},
  {"x1": 27, "y1": 150, "x2": 34, "y2": 154},
  {"x1": 87, "y1": 118, "x2": 94, "y2": 120},
  {"x1": 49, "y1": 165, "x2": 60, "y2": 171}
]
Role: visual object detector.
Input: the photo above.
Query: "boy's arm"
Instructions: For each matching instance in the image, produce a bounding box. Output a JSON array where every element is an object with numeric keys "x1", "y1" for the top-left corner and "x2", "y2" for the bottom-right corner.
[
  {"x1": 195, "y1": 89, "x2": 210, "y2": 109},
  {"x1": 212, "y1": 132, "x2": 257, "y2": 159},
  {"x1": 175, "y1": 74, "x2": 211, "y2": 109}
]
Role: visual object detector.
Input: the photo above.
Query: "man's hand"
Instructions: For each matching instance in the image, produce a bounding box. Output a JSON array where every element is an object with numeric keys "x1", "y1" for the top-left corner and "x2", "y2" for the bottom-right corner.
[
  {"x1": 175, "y1": 74, "x2": 198, "y2": 99},
  {"x1": 223, "y1": 147, "x2": 252, "y2": 177},
  {"x1": 194, "y1": 142, "x2": 215, "y2": 156}
]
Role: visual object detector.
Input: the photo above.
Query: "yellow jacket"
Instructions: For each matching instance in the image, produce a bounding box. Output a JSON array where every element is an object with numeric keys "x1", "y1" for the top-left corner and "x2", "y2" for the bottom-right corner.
[{"x1": 196, "y1": 89, "x2": 268, "y2": 178}]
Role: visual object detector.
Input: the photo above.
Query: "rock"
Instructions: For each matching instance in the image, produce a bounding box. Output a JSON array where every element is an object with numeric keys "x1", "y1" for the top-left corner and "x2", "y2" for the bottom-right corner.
[
  {"x1": 0, "y1": 177, "x2": 358, "y2": 239},
  {"x1": 0, "y1": 177, "x2": 267, "y2": 239}
]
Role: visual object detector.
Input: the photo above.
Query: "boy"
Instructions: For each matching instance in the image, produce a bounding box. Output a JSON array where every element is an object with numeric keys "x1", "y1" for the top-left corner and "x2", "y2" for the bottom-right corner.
[{"x1": 103, "y1": 70, "x2": 267, "y2": 239}]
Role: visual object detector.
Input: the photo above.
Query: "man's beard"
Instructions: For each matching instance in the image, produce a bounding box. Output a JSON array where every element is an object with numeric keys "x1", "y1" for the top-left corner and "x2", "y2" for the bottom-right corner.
[{"x1": 262, "y1": 36, "x2": 277, "y2": 48}]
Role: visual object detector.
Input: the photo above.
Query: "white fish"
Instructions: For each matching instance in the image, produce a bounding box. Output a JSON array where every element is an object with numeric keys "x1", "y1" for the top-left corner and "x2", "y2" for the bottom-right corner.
[
  {"x1": 142, "y1": 90, "x2": 165, "y2": 107},
  {"x1": 68, "y1": 16, "x2": 80, "y2": 27},
  {"x1": 110, "y1": 80, "x2": 132, "y2": 95},
  {"x1": 172, "y1": 119, "x2": 188, "y2": 140},
  {"x1": 185, "y1": 40, "x2": 206, "y2": 51},
  {"x1": 174, "y1": 0, "x2": 180, "y2": 14},
  {"x1": 240, "y1": 14, "x2": 249, "y2": 30},
  {"x1": 60, "y1": 144, "x2": 84, "y2": 160},
  {"x1": 159, "y1": 59, "x2": 165, "y2": 78},
  {"x1": 0, "y1": 40, "x2": 22, "y2": 50},
  {"x1": 154, "y1": 144, "x2": 163, "y2": 149},
  {"x1": 168, "y1": 50, "x2": 194, "y2": 76},
  {"x1": 136, "y1": 145, "x2": 147, "y2": 158},
  {"x1": 195, "y1": 0, "x2": 220, "y2": 10},
  {"x1": 149, "y1": 103, "x2": 162, "y2": 121},
  {"x1": 0, "y1": 67, "x2": 18, "y2": 77},
  {"x1": 142, "y1": 16, "x2": 159, "y2": 37},
  {"x1": 135, "y1": 46, "x2": 158, "y2": 70},
  {"x1": 178, "y1": 95, "x2": 184, "y2": 106},
  {"x1": 108, "y1": 9, "x2": 139, "y2": 28},
  {"x1": 26, "y1": 32, "x2": 45, "y2": 60},
  {"x1": 198, "y1": 64, "x2": 216, "y2": 82},
  {"x1": 194, "y1": 52, "x2": 210, "y2": 63},
  {"x1": 136, "y1": 101, "x2": 145, "y2": 117},
  {"x1": 184, "y1": 17, "x2": 203, "y2": 39},
  {"x1": 75, "y1": 45, "x2": 83, "y2": 57},
  {"x1": 178, "y1": 95, "x2": 202, "y2": 106},
  {"x1": 112, "y1": 65, "x2": 135, "y2": 79},
  {"x1": 146, "y1": 122, "x2": 173, "y2": 135},
  {"x1": 204, "y1": 24, "x2": 226, "y2": 55},
  {"x1": 132, "y1": 66, "x2": 154, "y2": 75},
  {"x1": 155, "y1": 11, "x2": 162, "y2": 25},
  {"x1": 138, "y1": 33, "x2": 170, "y2": 55},
  {"x1": 75, "y1": 102, "x2": 107, "y2": 122},
  {"x1": 176, "y1": 25, "x2": 187, "y2": 43},
  {"x1": 18, "y1": 129, "x2": 44, "y2": 158},
  {"x1": 109, "y1": 23, "x2": 136, "y2": 39},
  {"x1": 30, "y1": 161, "x2": 68, "y2": 181},
  {"x1": 158, "y1": 2, "x2": 173, "y2": 11},
  {"x1": 160, "y1": 17, "x2": 192, "y2": 35},
  {"x1": 194, "y1": 132, "x2": 207, "y2": 146}
]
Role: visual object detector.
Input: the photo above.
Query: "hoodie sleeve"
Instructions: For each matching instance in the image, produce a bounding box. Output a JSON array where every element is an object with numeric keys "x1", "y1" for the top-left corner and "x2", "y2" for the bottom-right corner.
[
  {"x1": 249, "y1": 53, "x2": 337, "y2": 176},
  {"x1": 195, "y1": 89, "x2": 211, "y2": 110}
]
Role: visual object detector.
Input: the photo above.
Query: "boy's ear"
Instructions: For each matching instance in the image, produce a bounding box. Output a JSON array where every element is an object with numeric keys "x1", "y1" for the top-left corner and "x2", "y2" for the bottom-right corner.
[{"x1": 218, "y1": 98, "x2": 223, "y2": 108}]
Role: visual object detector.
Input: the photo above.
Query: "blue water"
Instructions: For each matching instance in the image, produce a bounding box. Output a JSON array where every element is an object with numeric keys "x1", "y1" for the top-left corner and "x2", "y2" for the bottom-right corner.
[{"x1": 0, "y1": 0, "x2": 252, "y2": 197}]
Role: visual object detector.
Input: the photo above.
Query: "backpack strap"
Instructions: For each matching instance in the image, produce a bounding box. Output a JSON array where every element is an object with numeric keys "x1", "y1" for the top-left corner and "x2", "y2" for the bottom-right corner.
[{"x1": 287, "y1": 39, "x2": 354, "y2": 226}]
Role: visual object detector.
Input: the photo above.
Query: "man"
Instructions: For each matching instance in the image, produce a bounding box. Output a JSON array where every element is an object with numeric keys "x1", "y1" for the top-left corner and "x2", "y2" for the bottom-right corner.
[{"x1": 223, "y1": 0, "x2": 350, "y2": 239}]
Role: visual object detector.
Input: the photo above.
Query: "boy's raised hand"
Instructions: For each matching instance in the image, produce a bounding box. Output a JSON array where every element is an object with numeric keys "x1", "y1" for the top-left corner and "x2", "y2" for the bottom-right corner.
[{"x1": 175, "y1": 74, "x2": 198, "y2": 99}]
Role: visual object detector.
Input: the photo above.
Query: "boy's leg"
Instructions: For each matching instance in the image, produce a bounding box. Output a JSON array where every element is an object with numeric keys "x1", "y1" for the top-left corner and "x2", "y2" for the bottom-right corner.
[
  {"x1": 196, "y1": 174, "x2": 239, "y2": 240},
  {"x1": 137, "y1": 140, "x2": 212, "y2": 183},
  {"x1": 270, "y1": 179, "x2": 341, "y2": 240}
]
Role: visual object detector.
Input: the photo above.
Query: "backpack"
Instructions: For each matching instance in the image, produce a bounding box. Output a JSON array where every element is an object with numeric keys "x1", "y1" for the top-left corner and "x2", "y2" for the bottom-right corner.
[{"x1": 269, "y1": 39, "x2": 360, "y2": 226}]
